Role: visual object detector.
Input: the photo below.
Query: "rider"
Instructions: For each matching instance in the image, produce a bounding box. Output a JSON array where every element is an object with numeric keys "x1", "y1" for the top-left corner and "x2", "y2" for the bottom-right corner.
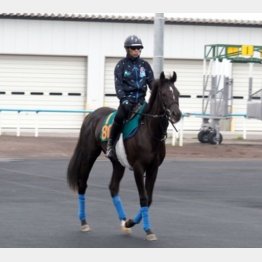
[{"x1": 106, "y1": 35, "x2": 154, "y2": 160}]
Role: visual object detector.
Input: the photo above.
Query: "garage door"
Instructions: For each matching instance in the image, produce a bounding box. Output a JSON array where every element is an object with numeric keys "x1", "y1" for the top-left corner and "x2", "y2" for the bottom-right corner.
[
  {"x1": 164, "y1": 59, "x2": 203, "y2": 131},
  {"x1": 0, "y1": 55, "x2": 87, "y2": 131},
  {"x1": 104, "y1": 57, "x2": 203, "y2": 131},
  {"x1": 232, "y1": 63, "x2": 262, "y2": 131}
]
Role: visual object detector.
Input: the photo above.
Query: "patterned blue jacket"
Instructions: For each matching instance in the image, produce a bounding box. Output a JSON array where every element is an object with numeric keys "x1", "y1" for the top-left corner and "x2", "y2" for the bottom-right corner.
[{"x1": 114, "y1": 56, "x2": 154, "y2": 104}]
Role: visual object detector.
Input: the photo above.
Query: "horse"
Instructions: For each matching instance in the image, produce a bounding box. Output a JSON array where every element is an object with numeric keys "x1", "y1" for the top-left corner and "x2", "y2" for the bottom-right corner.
[{"x1": 67, "y1": 71, "x2": 181, "y2": 241}]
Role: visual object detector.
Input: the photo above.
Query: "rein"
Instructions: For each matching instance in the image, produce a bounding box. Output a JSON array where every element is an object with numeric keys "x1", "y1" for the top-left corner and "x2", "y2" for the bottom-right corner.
[
  {"x1": 136, "y1": 111, "x2": 178, "y2": 132},
  {"x1": 135, "y1": 111, "x2": 165, "y2": 118},
  {"x1": 169, "y1": 120, "x2": 178, "y2": 132}
]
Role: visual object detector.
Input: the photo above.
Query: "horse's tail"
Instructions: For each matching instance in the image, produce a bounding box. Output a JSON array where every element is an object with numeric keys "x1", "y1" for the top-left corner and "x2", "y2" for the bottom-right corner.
[{"x1": 67, "y1": 138, "x2": 82, "y2": 191}]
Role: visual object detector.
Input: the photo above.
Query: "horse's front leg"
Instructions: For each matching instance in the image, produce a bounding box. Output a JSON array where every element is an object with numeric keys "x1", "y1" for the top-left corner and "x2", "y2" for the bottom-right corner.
[
  {"x1": 109, "y1": 161, "x2": 131, "y2": 234},
  {"x1": 131, "y1": 164, "x2": 157, "y2": 241},
  {"x1": 125, "y1": 165, "x2": 159, "y2": 229}
]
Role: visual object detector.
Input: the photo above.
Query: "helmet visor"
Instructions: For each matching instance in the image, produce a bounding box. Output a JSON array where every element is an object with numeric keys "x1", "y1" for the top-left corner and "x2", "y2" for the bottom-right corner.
[{"x1": 129, "y1": 46, "x2": 143, "y2": 50}]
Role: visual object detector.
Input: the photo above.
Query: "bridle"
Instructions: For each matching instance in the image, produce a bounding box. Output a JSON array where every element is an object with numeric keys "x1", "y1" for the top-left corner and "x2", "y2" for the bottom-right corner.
[
  {"x1": 158, "y1": 84, "x2": 179, "y2": 132},
  {"x1": 136, "y1": 82, "x2": 179, "y2": 133}
]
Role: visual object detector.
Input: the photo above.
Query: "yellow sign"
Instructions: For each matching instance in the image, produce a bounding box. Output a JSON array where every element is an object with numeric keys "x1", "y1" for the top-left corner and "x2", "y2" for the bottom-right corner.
[
  {"x1": 227, "y1": 46, "x2": 239, "y2": 56},
  {"x1": 241, "y1": 45, "x2": 254, "y2": 56}
]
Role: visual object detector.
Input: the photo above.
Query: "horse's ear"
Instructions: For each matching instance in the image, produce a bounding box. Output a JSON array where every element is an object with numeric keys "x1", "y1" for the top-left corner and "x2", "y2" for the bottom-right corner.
[
  {"x1": 160, "y1": 71, "x2": 165, "y2": 81},
  {"x1": 171, "y1": 71, "x2": 177, "y2": 83}
]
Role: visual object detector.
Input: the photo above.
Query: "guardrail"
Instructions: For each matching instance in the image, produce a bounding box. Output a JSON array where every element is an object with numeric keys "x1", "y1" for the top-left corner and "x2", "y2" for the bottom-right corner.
[
  {"x1": 170, "y1": 112, "x2": 248, "y2": 146},
  {"x1": 0, "y1": 109, "x2": 92, "y2": 137},
  {"x1": 0, "y1": 109, "x2": 248, "y2": 146}
]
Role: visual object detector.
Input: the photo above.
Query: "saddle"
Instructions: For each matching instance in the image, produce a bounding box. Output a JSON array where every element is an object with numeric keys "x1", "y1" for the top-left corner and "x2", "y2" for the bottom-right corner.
[{"x1": 100, "y1": 102, "x2": 147, "y2": 142}]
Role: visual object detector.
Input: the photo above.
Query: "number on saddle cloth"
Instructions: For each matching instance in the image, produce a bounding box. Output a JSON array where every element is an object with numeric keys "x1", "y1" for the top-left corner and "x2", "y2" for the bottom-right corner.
[{"x1": 100, "y1": 102, "x2": 147, "y2": 142}]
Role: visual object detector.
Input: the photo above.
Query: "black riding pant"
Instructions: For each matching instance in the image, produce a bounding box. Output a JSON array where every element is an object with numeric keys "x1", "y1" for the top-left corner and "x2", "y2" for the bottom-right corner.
[{"x1": 114, "y1": 102, "x2": 135, "y2": 126}]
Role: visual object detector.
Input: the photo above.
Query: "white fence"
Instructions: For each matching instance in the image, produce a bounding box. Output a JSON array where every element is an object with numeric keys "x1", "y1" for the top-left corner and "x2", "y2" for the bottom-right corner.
[{"x1": 0, "y1": 109, "x2": 249, "y2": 146}]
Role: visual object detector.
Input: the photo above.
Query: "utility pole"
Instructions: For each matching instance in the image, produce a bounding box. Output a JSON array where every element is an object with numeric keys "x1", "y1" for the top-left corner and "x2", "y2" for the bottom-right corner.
[{"x1": 153, "y1": 13, "x2": 165, "y2": 79}]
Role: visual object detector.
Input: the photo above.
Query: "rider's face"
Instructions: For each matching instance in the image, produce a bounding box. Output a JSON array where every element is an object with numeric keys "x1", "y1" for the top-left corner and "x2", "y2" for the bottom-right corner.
[{"x1": 127, "y1": 47, "x2": 142, "y2": 58}]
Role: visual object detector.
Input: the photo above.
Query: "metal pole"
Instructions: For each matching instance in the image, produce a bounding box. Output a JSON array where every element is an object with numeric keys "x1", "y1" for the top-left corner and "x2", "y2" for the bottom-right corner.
[
  {"x1": 248, "y1": 63, "x2": 254, "y2": 101},
  {"x1": 0, "y1": 111, "x2": 2, "y2": 136},
  {"x1": 243, "y1": 116, "x2": 247, "y2": 140},
  {"x1": 153, "y1": 13, "x2": 165, "y2": 79}
]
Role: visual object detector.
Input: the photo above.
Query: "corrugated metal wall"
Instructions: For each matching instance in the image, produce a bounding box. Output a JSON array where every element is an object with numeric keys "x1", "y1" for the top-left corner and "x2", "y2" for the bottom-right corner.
[
  {"x1": 1, "y1": 17, "x2": 262, "y2": 133},
  {"x1": 0, "y1": 54, "x2": 87, "y2": 129}
]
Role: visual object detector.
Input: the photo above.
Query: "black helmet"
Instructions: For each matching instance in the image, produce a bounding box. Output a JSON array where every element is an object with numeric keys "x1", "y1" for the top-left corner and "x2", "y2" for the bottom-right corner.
[{"x1": 124, "y1": 35, "x2": 144, "y2": 49}]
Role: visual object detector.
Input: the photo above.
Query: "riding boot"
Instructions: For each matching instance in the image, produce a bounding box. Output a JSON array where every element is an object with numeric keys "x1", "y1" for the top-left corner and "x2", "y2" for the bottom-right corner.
[{"x1": 106, "y1": 121, "x2": 123, "y2": 160}]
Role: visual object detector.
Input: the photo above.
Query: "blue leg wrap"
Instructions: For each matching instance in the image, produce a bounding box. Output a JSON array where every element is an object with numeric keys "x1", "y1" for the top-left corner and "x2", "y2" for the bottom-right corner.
[
  {"x1": 112, "y1": 195, "x2": 126, "y2": 221},
  {"x1": 78, "y1": 194, "x2": 86, "y2": 221},
  {"x1": 141, "y1": 206, "x2": 151, "y2": 232},
  {"x1": 133, "y1": 209, "x2": 142, "y2": 224}
]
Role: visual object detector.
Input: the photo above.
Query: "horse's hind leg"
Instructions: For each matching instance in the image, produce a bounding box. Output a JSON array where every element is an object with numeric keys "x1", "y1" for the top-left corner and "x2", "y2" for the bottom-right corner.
[
  {"x1": 77, "y1": 149, "x2": 101, "y2": 232},
  {"x1": 108, "y1": 161, "x2": 131, "y2": 233}
]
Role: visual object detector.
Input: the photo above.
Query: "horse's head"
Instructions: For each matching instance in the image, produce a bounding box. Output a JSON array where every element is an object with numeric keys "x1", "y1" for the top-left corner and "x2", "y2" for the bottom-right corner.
[{"x1": 159, "y1": 71, "x2": 181, "y2": 124}]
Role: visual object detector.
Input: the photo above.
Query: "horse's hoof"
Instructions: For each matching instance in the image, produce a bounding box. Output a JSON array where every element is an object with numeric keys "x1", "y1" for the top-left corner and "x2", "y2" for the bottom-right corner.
[
  {"x1": 146, "y1": 233, "x2": 158, "y2": 241},
  {"x1": 145, "y1": 229, "x2": 157, "y2": 241},
  {"x1": 120, "y1": 220, "x2": 132, "y2": 234},
  {"x1": 81, "y1": 224, "x2": 91, "y2": 232},
  {"x1": 125, "y1": 219, "x2": 136, "y2": 228}
]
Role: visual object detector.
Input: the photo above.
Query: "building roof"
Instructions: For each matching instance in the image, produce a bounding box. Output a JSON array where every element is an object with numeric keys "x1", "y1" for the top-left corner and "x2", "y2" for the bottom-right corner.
[{"x1": 0, "y1": 13, "x2": 262, "y2": 27}]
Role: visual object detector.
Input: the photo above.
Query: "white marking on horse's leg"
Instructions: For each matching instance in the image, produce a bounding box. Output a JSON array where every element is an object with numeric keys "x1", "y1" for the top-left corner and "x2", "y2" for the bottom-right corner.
[{"x1": 120, "y1": 220, "x2": 132, "y2": 234}]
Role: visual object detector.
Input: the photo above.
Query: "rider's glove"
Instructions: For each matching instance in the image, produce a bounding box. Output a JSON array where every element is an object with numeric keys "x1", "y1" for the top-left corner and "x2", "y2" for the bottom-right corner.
[
  {"x1": 121, "y1": 99, "x2": 129, "y2": 105},
  {"x1": 121, "y1": 99, "x2": 133, "y2": 113}
]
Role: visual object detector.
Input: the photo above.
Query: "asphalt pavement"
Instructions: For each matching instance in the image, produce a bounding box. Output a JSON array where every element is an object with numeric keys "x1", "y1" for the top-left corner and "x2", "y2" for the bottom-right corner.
[{"x1": 0, "y1": 158, "x2": 262, "y2": 248}]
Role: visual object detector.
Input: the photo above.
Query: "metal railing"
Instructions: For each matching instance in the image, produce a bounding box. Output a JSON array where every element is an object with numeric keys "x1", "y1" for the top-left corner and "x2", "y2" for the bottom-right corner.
[
  {"x1": 170, "y1": 112, "x2": 247, "y2": 146},
  {"x1": 0, "y1": 108, "x2": 92, "y2": 137},
  {"x1": 0, "y1": 108, "x2": 248, "y2": 146}
]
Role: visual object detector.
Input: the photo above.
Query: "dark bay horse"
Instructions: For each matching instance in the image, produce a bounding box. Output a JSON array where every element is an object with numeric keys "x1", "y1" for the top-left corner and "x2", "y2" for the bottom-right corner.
[{"x1": 67, "y1": 71, "x2": 181, "y2": 241}]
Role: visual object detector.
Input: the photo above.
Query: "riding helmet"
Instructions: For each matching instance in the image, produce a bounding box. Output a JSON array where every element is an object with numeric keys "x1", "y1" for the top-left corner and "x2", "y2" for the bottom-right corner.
[{"x1": 124, "y1": 35, "x2": 144, "y2": 49}]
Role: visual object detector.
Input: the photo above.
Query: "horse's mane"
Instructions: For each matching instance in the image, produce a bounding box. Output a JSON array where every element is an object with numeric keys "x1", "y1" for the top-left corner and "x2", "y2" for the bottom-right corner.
[{"x1": 146, "y1": 79, "x2": 160, "y2": 113}]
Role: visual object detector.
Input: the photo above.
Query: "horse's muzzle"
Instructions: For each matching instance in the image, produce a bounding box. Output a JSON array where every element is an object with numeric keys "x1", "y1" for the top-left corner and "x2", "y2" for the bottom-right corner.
[
  {"x1": 171, "y1": 111, "x2": 181, "y2": 124},
  {"x1": 169, "y1": 105, "x2": 182, "y2": 124}
]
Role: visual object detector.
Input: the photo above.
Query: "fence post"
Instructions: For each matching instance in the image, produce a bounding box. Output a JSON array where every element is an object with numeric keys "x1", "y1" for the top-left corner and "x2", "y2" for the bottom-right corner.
[
  {"x1": 17, "y1": 111, "x2": 21, "y2": 137},
  {"x1": 179, "y1": 117, "x2": 184, "y2": 147},
  {"x1": 172, "y1": 128, "x2": 176, "y2": 146},
  {"x1": 35, "y1": 111, "x2": 39, "y2": 137},
  {"x1": 0, "y1": 111, "x2": 2, "y2": 136},
  {"x1": 243, "y1": 116, "x2": 247, "y2": 140}
]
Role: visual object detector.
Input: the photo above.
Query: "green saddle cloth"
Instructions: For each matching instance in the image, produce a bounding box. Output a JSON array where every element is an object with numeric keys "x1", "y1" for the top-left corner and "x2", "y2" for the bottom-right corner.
[{"x1": 100, "y1": 102, "x2": 147, "y2": 142}]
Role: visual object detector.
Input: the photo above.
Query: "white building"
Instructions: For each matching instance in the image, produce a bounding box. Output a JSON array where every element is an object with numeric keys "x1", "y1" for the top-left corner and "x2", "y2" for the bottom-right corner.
[{"x1": 1, "y1": 13, "x2": 262, "y2": 134}]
